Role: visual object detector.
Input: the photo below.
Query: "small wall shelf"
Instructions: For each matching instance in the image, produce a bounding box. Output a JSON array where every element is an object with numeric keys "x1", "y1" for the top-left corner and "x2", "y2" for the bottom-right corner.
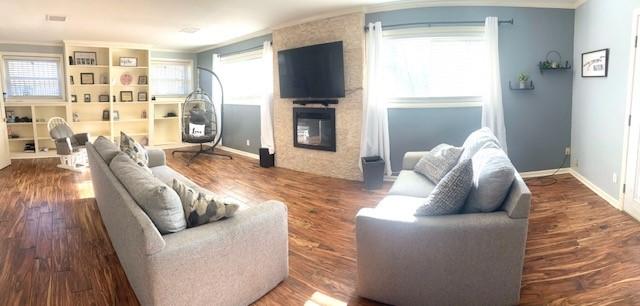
[
  {"x1": 539, "y1": 63, "x2": 572, "y2": 74},
  {"x1": 539, "y1": 50, "x2": 572, "y2": 74},
  {"x1": 509, "y1": 80, "x2": 535, "y2": 91}
]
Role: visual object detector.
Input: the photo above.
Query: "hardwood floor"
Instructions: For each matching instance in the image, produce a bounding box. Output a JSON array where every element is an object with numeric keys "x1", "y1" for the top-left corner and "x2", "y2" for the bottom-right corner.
[{"x1": 0, "y1": 151, "x2": 639, "y2": 305}]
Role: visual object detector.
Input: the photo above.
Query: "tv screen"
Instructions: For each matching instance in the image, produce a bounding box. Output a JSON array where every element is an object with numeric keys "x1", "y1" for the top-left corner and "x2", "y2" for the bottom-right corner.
[{"x1": 277, "y1": 41, "x2": 345, "y2": 99}]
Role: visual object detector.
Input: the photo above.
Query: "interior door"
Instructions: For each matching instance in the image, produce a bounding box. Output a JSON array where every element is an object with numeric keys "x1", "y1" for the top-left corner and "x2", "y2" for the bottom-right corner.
[
  {"x1": 623, "y1": 15, "x2": 640, "y2": 220},
  {"x1": 0, "y1": 88, "x2": 11, "y2": 169}
]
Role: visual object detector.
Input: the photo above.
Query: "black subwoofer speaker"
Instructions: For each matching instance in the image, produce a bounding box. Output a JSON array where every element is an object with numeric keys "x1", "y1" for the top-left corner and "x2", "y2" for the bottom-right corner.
[{"x1": 259, "y1": 148, "x2": 275, "y2": 168}]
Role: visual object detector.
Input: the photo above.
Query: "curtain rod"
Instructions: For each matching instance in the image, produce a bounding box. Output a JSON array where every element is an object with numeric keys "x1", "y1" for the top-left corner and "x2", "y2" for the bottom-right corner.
[
  {"x1": 364, "y1": 18, "x2": 514, "y2": 31},
  {"x1": 218, "y1": 41, "x2": 272, "y2": 58}
]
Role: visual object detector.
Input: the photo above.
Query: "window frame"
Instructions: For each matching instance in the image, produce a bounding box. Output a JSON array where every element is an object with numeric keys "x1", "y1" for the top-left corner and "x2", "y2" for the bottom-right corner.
[
  {"x1": 149, "y1": 58, "x2": 194, "y2": 98},
  {"x1": 381, "y1": 26, "x2": 485, "y2": 109},
  {"x1": 217, "y1": 49, "x2": 264, "y2": 106},
  {"x1": 1, "y1": 52, "x2": 65, "y2": 102}
]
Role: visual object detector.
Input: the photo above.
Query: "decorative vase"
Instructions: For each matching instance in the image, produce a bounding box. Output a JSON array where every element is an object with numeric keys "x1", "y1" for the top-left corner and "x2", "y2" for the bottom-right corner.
[{"x1": 520, "y1": 81, "x2": 526, "y2": 89}]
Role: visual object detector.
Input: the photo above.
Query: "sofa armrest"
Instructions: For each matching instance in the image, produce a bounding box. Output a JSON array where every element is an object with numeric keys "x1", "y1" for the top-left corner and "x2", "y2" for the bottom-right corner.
[
  {"x1": 356, "y1": 208, "x2": 528, "y2": 305},
  {"x1": 402, "y1": 151, "x2": 427, "y2": 170},
  {"x1": 147, "y1": 149, "x2": 166, "y2": 167},
  {"x1": 147, "y1": 201, "x2": 289, "y2": 306}
]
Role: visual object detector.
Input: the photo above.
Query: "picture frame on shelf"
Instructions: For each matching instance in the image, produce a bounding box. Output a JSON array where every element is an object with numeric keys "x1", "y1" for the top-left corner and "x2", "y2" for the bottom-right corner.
[
  {"x1": 74, "y1": 51, "x2": 97, "y2": 66},
  {"x1": 113, "y1": 110, "x2": 120, "y2": 121},
  {"x1": 80, "y1": 73, "x2": 95, "y2": 85},
  {"x1": 99, "y1": 94, "x2": 110, "y2": 102},
  {"x1": 138, "y1": 91, "x2": 148, "y2": 101},
  {"x1": 71, "y1": 95, "x2": 77, "y2": 103},
  {"x1": 119, "y1": 57, "x2": 138, "y2": 67},
  {"x1": 138, "y1": 75, "x2": 148, "y2": 85},
  {"x1": 120, "y1": 91, "x2": 133, "y2": 102},
  {"x1": 102, "y1": 110, "x2": 110, "y2": 121},
  {"x1": 582, "y1": 48, "x2": 609, "y2": 77},
  {"x1": 84, "y1": 94, "x2": 91, "y2": 103}
]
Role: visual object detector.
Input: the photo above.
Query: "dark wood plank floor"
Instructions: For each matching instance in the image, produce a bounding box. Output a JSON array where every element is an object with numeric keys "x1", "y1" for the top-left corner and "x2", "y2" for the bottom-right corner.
[{"x1": 0, "y1": 150, "x2": 639, "y2": 305}]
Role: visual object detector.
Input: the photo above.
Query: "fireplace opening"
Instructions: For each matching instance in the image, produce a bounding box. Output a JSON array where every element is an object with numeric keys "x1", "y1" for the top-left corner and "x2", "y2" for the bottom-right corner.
[{"x1": 293, "y1": 107, "x2": 336, "y2": 152}]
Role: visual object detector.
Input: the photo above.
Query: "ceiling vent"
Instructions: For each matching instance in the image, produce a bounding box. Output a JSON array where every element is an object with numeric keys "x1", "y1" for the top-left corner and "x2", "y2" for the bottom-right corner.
[
  {"x1": 46, "y1": 15, "x2": 67, "y2": 22},
  {"x1": 180, "y1": 27, "x2": 200, "y2": 34}
]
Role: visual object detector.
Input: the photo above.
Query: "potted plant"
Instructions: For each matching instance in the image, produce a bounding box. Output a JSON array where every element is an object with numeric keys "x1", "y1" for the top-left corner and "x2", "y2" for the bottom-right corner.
[{"x1": 518, "y1": 73, "x2": 529, "y2": 89}]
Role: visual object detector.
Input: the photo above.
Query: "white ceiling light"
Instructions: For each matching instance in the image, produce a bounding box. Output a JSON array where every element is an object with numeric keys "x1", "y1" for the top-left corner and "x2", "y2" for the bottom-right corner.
[
  {"x1": 45, "y1": 15, "x2": 67, "y2": 22},
  {"x1": 180, "y1": 27, "x2": 200, "y2": 34}
]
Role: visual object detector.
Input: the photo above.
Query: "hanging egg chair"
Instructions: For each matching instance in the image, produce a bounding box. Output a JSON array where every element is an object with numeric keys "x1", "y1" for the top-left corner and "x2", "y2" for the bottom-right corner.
[{"x1": 171, "y1": 67, "x2": 232, "y2": 165}]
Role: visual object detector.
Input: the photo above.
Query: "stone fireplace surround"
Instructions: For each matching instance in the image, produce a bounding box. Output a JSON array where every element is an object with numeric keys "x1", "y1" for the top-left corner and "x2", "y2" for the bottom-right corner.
[{"x1": 272, "y1": 13, "x2": 364, "y2": 181}]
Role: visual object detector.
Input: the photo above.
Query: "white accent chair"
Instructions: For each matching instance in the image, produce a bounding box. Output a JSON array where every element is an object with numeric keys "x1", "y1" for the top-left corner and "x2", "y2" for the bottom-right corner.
[{"x1": 47, "y1": 117, "x2": 89, "y2": 172}]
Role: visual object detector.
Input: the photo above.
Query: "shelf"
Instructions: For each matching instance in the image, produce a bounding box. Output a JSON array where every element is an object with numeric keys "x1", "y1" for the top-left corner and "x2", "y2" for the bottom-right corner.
[
  {"x1": 72, "y1": 120, "x2": 110, "y2": 124},
  {"x1": 154, "y1": 117, "x2": 179, "y2": 120},
  {"x1": 112, "y1": 65, "x2": 149, "y2": 68},
  {"x1": 509, "y1": 81, "x2": 535, "y2": 91},
  {"x1": 8, "y1": 137, "x2": 34, "y2": 141},
  {"x1": 6, "y1": 122, "x2": 33, "y2": 126},
  {"x1": 113, "y1": 101, "x2": 148, "y2": 104},
  {"x1": 112, "y1": 84, "x2": 149, "y2": 87},
  {"x1": 114, "y1": 119, "x2": 148, "y2": 123},
  {"x1": 68, "y1": 65, "x2": 109, "y2": 68},
  {"x1": 71, "y1": 102, "x2": 111, "y2": 105},
  {"x1": 71, "y1": 84, "x2": 110, "y2": 87}
]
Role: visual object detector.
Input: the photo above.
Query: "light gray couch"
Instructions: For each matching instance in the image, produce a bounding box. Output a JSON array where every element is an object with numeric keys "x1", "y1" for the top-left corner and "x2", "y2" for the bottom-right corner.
[
  {"x1": 86, "y1": 141, "x2": 289, "y2": 306},
  {"x1": 356, "y1": 136, "x2": 531, "y2": 306}
]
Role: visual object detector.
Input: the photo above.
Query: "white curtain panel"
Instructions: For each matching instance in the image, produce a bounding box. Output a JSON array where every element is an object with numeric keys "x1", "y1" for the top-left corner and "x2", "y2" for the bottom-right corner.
[
  {"x1": 482, "y1": 17, "x2": 508, "y2": 152},
  {"x1": 260, "y1": 41, "x2": 276, "y2": 154},
  {"x1": 360, "y1": 22, "x2": 392, "y2": 176},
  {"x1": 212, "y1": 53, "x2": 223, "y2": 143}
]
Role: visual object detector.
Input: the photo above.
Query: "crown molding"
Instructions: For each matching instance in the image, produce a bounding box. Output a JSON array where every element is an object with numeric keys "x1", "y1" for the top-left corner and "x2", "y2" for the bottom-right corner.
[
  {"x1": 574, "y1": 0, "x2": 588, "y2": 8},
  {"x1": 0, "y1": 40, "x2": 63, "y2": 47},
  {"x1": 365, "y1": 0, "x2": 580, "y2": 12},
  {"x1": 191, "y1": 28, "x2": 273, "y2": 53},
  {"x1": 151, "y1": 47, "x2": 197, "y2": 54}
]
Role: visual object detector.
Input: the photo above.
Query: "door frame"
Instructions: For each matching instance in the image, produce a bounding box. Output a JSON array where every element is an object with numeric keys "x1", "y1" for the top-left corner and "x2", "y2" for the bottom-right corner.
[
  {"x1": 0, "y1": 72, "x2": 10, "y2": 169},
  {"x1": 619, "y1": 8, "x2": 640, "y2": 220}
]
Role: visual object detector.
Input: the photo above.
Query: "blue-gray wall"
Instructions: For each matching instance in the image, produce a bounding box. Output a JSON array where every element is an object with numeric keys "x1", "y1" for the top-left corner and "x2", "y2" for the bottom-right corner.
[
  {"x1": 197, "y1": 34, "x2": 272, "y2": 154},
  {"x1": 367, "y1": 7, "x2": 575, "y2": 173},
  {"x1": 571, "y1": 0, "x2": 640, "y2": 199}
]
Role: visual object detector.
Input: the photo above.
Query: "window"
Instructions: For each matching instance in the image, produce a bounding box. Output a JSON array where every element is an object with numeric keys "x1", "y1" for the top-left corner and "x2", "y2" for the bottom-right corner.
[
  {"x1": 150, "y1": 59, "x2": 193, "y2": 96},
  {"x1": 3, "y1": 55, "x2": 63, "y2": 99},
  {"x1": 381, "y1": 27, "x2": 486, "y2": 105},
  {"x1": 217, "y1": 50, "x2": 263, "y2": 105}
]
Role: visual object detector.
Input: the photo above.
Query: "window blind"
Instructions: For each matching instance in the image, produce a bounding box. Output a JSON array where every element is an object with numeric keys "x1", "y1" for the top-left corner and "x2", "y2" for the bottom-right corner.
[
  {"x1": 150, "y1": 60, "x2": 192, "y2": 96},
  {"x1": 4, "y1": 57, "x2": 62, "y2": 98}
]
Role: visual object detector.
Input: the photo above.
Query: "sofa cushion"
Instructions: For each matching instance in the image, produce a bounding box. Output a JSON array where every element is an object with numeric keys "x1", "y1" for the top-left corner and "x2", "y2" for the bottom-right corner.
[
  {"x1": 119, "y1": 131, "x2": 149, "y2": 170},
  {"x1": 375, "y1": 195, "x2": 426, "y2": 218},
  {"x1": 414, "y1": 144, "x2": 463, "y2": 183},
  {"x1": 110, "y1": 153, "x2": 186, "y2": 234},
  {"x1": 172, "y1": 179, "x2": 240, "y2": 228},
  {"x1": 93, "y1": 136, "x2": 119, "y2": 164},
  {"x1": 415, "y1": 159, "x2": 473, "y2": 216},
  {"x1": 463, "y1": 143, "x2": 515, "y2": 213},
  {"x1": 459, "y1": 127, "x2": 501, "y2": 161},
  {"x1": 388, "y1": 170, "x2": 437, "y2": 198},
  {"x1": 152, "y1": 165, "x2": 211, "y2": 195}
]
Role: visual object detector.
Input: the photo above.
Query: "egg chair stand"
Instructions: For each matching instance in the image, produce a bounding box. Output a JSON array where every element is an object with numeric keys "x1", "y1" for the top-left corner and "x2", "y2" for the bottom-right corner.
[{"x1": 171, "y1": 67, "x2": 232, "y2": 165}]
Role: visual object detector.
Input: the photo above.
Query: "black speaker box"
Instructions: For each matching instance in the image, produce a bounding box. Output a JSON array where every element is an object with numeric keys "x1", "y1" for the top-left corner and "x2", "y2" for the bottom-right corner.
[{"x1": 259, "y1": 148, "x2": 275, "y2": 168}]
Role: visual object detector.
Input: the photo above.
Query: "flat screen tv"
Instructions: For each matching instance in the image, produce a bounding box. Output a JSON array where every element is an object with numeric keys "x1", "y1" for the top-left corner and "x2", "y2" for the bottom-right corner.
[{"x1": 277, "y1": 41, "x2": 345, "y2": 99}]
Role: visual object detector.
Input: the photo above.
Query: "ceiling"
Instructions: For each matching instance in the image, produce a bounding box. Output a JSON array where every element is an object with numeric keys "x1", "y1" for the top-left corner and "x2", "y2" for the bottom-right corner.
[{"x1": 0, "y1": 0, "x2": 580, "y2": 52}]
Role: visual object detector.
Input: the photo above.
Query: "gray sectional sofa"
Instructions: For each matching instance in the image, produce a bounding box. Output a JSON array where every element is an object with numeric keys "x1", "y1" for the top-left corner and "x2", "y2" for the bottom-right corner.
[
  {"x1": 86, "y1": 139, "x2": 289, "y2": 306},
  {"x1": 356, "y1": 129, "x2": 531, "y2": 306}
]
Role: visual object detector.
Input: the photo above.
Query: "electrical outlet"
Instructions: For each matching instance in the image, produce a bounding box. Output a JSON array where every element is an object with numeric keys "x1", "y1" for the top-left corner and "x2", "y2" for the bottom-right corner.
[
  {"x1": 246, "y1": 139, "x2": 250, "y2": 146},
  {"x1": 564, "y1": 146, "x2": 571, "y2": 156},
  {"x1": 613, "y1": 173, "x2": 618, "y2": 184}
]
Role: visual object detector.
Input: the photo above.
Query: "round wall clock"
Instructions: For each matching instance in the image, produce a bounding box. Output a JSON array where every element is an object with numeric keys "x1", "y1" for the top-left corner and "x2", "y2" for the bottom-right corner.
[{"x1": 120, "y1": 73, "x2": 133, "y2": 86}]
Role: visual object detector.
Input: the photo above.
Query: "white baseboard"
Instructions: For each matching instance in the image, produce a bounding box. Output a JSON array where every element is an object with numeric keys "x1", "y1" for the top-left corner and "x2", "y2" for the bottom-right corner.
[
  {"x1": 219, "y1": 146, "x2": 259, "y2": 160},
  {"x1": 519, "y1": 168, "x2": 571, "y2": 178},
  {"x1": 567, "y1": 168, "x2": 621, "y2": 210}
]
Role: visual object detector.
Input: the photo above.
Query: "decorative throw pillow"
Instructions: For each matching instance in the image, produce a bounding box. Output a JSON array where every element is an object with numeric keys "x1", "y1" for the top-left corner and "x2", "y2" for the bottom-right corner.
[
  {"x1": 172, "y1": 179, "x2": 240, "y2": 228},
  {"x1": 415, "y1": 159, "x2": 473, "y2": 216},
  {"x1": 414, "y1": 144, "x2": 464, "y2": 183},
  {"x1": 463, "y1": 142, "x2": 516, "y2": 213},
  {"x1": 120, "y1": 131, "x2": 149, "y2": 170},
  {"x1": 459, "y1": 127, "x2": 502, "y2": 161}
]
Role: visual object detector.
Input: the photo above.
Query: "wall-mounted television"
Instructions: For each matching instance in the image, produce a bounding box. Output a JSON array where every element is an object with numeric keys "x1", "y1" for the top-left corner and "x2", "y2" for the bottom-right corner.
[{"x1": 277, "y1": 41, "x2": 345, "y2": 100}]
